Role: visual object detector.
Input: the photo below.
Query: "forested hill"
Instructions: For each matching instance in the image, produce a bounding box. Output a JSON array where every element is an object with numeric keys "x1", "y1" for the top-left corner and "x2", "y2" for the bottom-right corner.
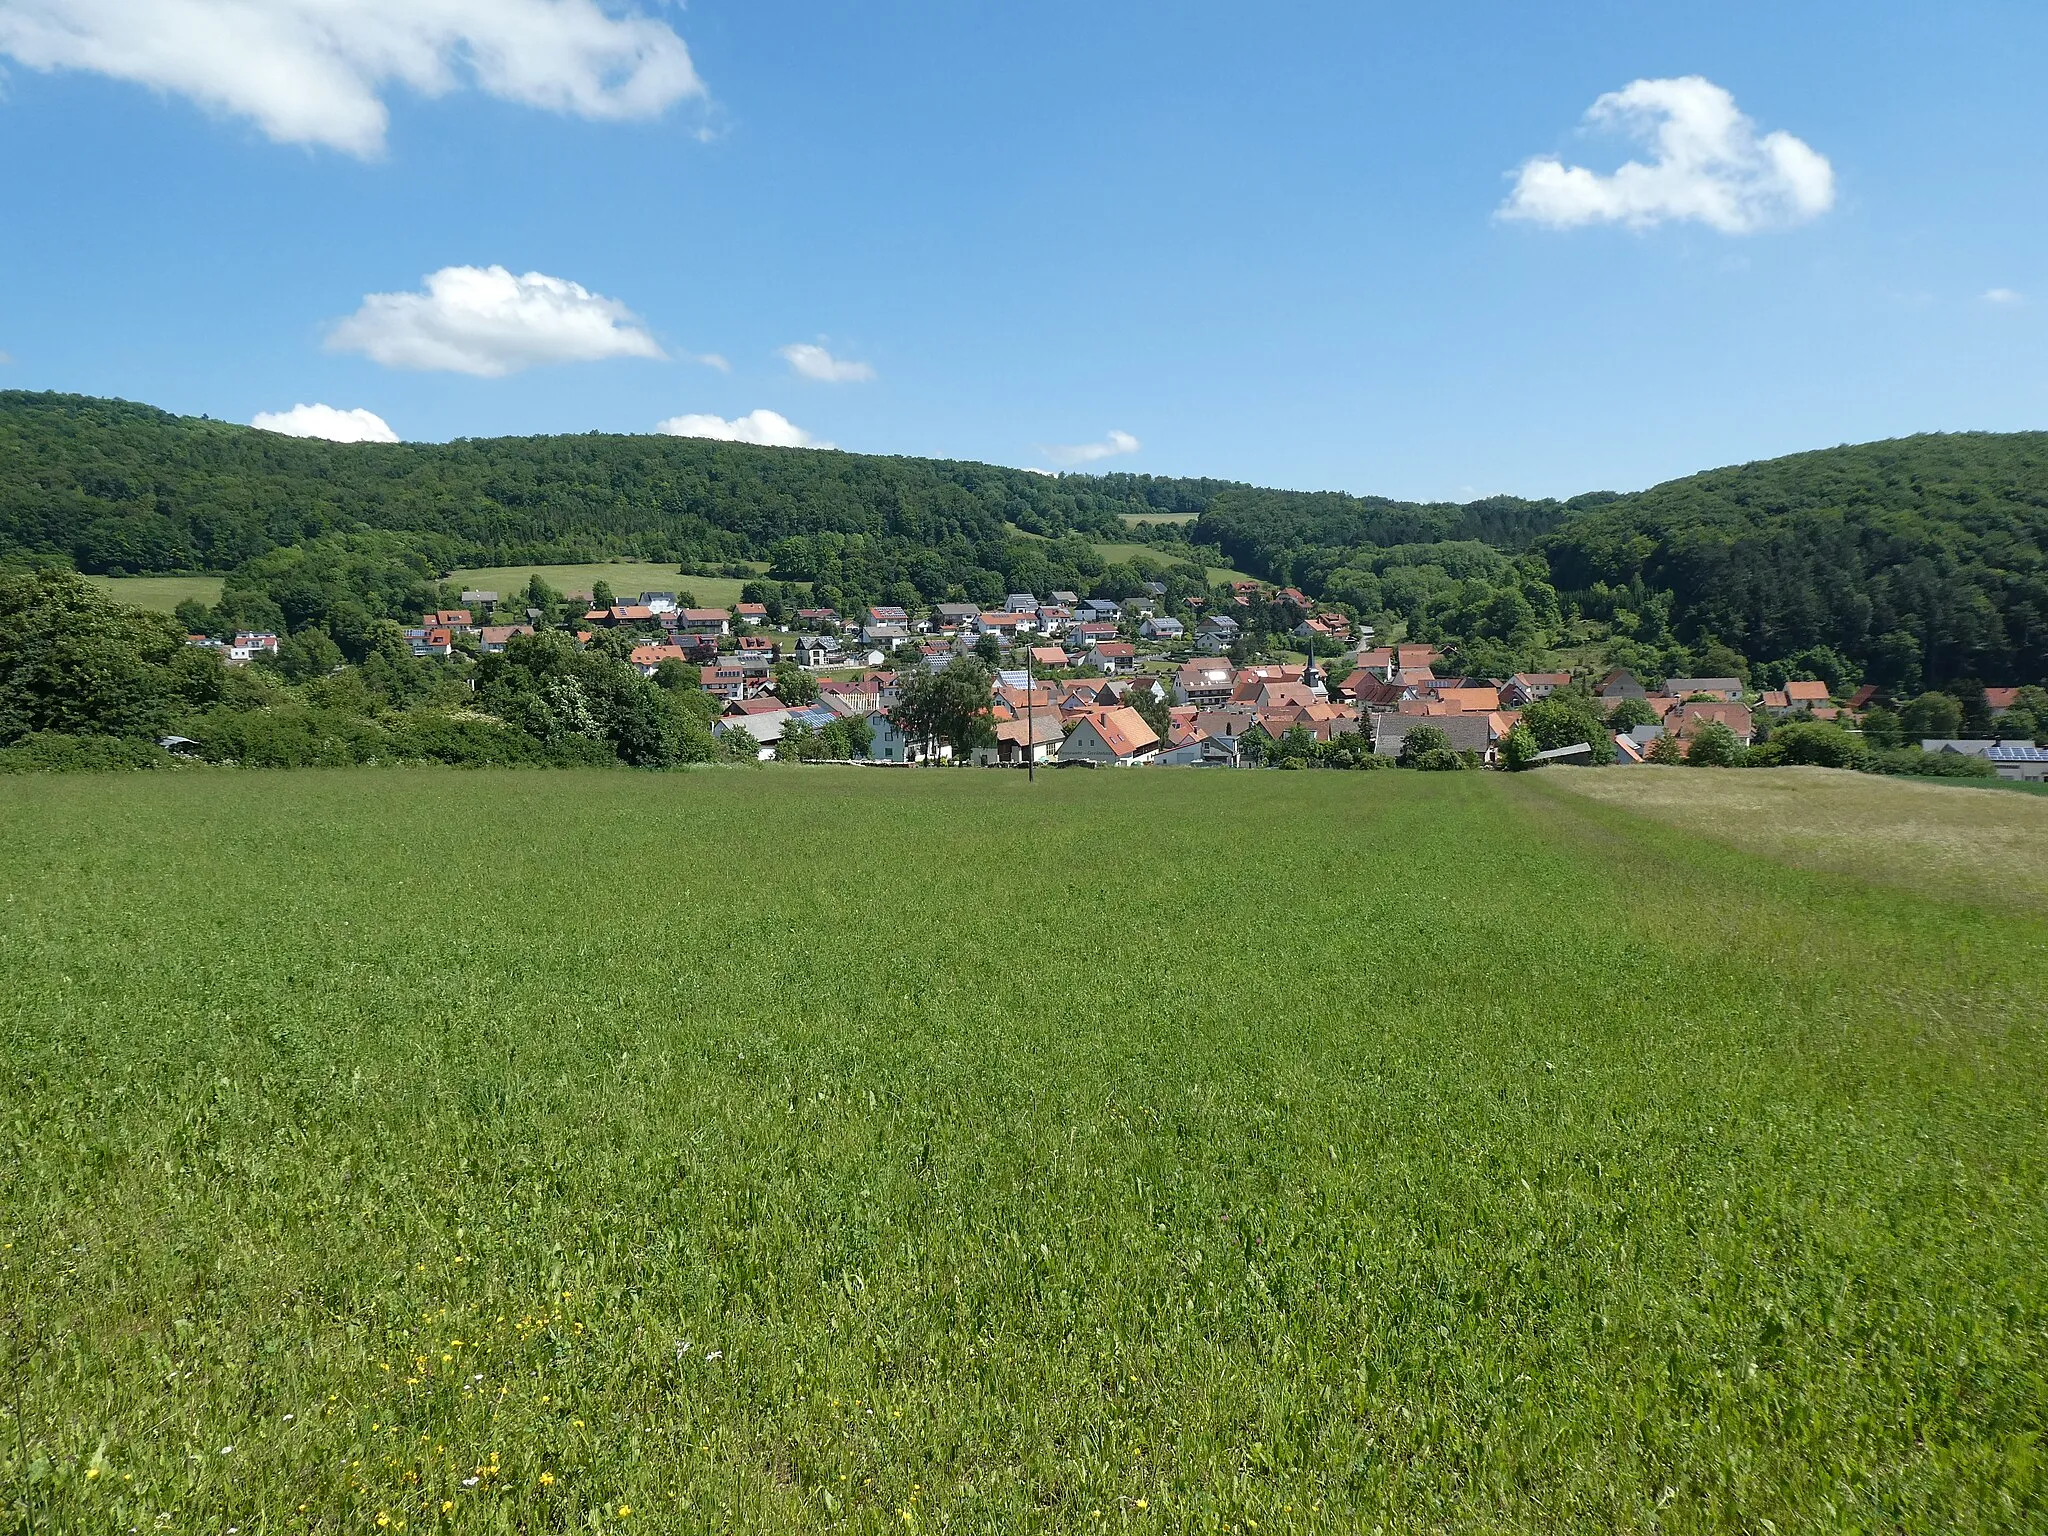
[
  {"x1": 0, "y1": 391, "x2": 1249, "y2": 576},
  {"x1": 1534, "y1": 433, "x2": 2048, "y2": 692},
  {"x1": 4, "y1": 391, "x2": 2045, "y2": 687}
]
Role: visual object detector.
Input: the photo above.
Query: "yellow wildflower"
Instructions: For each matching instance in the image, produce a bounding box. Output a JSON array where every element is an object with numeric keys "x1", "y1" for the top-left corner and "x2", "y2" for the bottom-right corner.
[{"x1": 540, "y1": 1472, "x2": 556, "y2": 1485}]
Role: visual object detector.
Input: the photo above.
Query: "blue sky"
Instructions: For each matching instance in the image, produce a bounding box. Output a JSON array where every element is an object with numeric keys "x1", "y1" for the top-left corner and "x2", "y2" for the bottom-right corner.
[{"x1": 0, "y1": 0, "x2": 2042, "y2": 500}]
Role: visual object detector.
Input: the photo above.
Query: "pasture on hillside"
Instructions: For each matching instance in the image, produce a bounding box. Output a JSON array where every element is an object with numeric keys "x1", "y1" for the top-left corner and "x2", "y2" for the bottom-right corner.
[
  {"x1": 3, "y1": 770, "x2": 2045, "y2": 1533},
  {"x1": 445, "y1": 564, "x2": 781, "y2": 612}
]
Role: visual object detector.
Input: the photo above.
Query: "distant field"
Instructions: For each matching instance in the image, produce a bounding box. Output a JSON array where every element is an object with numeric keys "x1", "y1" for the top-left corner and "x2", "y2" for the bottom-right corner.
[
  {"x1": 1090, "y1": 541, "x2": 1257, "y2": 585},
  {"x1": 446, "y1": 562, "x2": 785, "y2": 611},
  {"x1": 83, "y1": 573, "x2": 224, "y2": 612},
  {"x1": 5, "y1": 770, "x2": 2046, "y2": 1531},
  {"x1": 1117, "y1": 511, "x2": 1199, "y2": 526},
  {"x1": 1539, "y1": 763, "x2": 2048, "y2": 914}
]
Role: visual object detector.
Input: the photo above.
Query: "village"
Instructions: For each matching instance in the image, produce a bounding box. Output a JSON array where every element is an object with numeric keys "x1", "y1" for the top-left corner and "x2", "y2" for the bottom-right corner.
[{"x1": 173, "y1": 578, "x2": 2047, "y2": 780}]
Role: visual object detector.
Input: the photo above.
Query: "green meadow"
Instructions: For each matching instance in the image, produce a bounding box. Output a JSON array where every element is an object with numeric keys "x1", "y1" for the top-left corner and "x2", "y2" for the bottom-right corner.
[
  {"x1": 3, "y1": 770, "x2": 2045, "y2": 1533},
  {"x1": 80, "y1": 573, "x2": 226, "y2": 613},
  {"x1": 446, "y1": 564, "x2": 780, "y2": 611}
]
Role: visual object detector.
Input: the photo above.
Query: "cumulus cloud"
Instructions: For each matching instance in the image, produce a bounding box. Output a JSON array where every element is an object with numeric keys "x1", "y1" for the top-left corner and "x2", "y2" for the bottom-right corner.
[
  {"x1": 0, "y1": 0, "x2": 705, "y2": 157},
  {"x1": 251, "y1": 402, "x2": 399, "y2": 442},
  {"x1": 326, "y1": 265, "x2": 664, "y2": 376},
  {"x1": 655, "y1": 409, "x2": 831, "y2": 450},
  {"x1": 1984, "y1": 288, "x2": 2024, "y2": 305},
  {"x1": 778, "y1": 342, "x2": 875, "y2": 383},
  {"x1": 1046, "y1": 429, "x2": 1140, "y2": 466},
  {"x1": 1501, "y1": 77, "x2": 1834, "y2": 234},
  {"x1": 692, "y1": 352, "x2": 732, "y2": 372}
]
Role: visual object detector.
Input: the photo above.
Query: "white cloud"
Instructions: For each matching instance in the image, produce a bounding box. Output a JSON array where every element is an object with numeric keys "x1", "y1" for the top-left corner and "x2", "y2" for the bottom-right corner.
[
  {"x1": 1501, "y1": 77, "x2": 1834, "y2": 235},
  {"x1": 1046, "y1": 429, "x2": 1140, "y2": 466},
  {"x1": 693, "y1": 352, "x2": 731, "y2": 373},
  {"x1": 655, "y1": 409, "x2": 831, "y2": 450},
  {"x1": 251, "y1": 402, "x2": 399, "y2": 442},
  {"x1": 778, "y1": 342, "x2": 876, "y2": 383},
  {"x1": 326, "y1": 265, "x2": 664, "y2": 376},
  {"x1": 0, "y1": 0, "x2": 705, "y2": 157},
  {"x1": 1984, "y1": 288, "x2": 2024, "y2": 305}
]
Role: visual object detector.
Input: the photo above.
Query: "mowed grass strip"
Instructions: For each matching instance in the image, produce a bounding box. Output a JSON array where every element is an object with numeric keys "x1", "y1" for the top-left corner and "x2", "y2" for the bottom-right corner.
[
  {"x1": 2, "y1": 770, "x2": 2045, "y2": 1533},
  {"x1": 1536, "y1": 763, "x2": 2048, "y2": 914}
]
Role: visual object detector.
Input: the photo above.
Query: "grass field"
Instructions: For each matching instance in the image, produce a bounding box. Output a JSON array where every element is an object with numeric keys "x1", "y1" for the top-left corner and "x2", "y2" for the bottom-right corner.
[
  {"x1": 446, "y1": 563, "x2": 781, "y2": 611},
  {"x1": 1116, "y1": 512, "x2": 1199, "y2": 527},
  {"x1": 81, "y1": 573, "x2": 225, "y2": 613},
  {"x1": 1089, "y1": 542, "x2": 1258, "y2": 586},
  {"x1": 4, "y1": 771, "x2": 2046, "y2": 1532}
]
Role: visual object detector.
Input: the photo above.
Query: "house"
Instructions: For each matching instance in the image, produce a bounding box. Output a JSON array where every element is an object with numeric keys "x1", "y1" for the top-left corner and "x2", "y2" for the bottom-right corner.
[
  {"x1": 1174, "y1": 658, "x2": 1236, "y2": 708},
  {"x1": 1035, "y1": 606, "x2": 1072, "y2": 636},
  {"x1": 427, "y1": 609, "x2": 475, "y2": 629},
  {"x1": 699, "y1": 664, "x2": 749, "y2": 702},
  {"x1": 1667, "y1": 677, "x2": 1744, "y2": 703},
  {"x1": 635, "y1": 592, "x2": 678, "y2": 615},
  {"x1": 977, "y1": 611, "x2": 1026, "y2": 639},
  {"x1": 1086, "y1": 641, "x2": 1138, "y2": 675},
  {"x1": 1120, "y1": 595, "x2": 1158, "y2": 619},
  {"x1": 1057, "y1": 706, "x2": 1160, "y2": 766},
  {"x1": 1985, "y1": 744, "x2": 2048, "y2": 782},
  {"x1": 714, "y1": 701, "x2": 791, "y2": 757},
  {"x1": 1986, "y1": 687, "x2": 2022, "y2": 716},
  {"x1": 973, "y1": 713, "x2": 1062, "y2": 767},
  {"x1": 1050, "y1": 590, "x2": 1080, "y2": 608},
  {"x1": 1071, "y1": 622, "x2": 1120, "y2": 647},
  {"x1": 1597, "y1": 669, "x2": 1648, "y2": 701},
  {"x1": 676, "y1": 608, "x2": 731, "y2": 637},
  {"x1": 1848, "y1": 684, "x2": 1879, "y2": 711},
  {"x1": 795, "y1": 607, "x2": 842, "y2": 629},
  {"x1": 734, "y1": 601, "x2": 769, "y2": 626},
  {"x1": 1371, "y1": 711, "x2": 1498, "y2": 763},
  {"x1": 1292, "y1": 618, "x2": 1343, "y2": 644},
  {"x1": 1501, "y1": 672, "x2": 1571, "y2": 706},
  {"x1": 1139, "y1": 616, "x2": 1185, "y2": 642},
  {"x1": 1005, "y1": 593, "x2": 1040, "y2": 613},
  {"x1": 1156, "y1": 733, "x2": 1242, "y2": 767},
  {"x1": 1782, "y1": 680, "x2": 1831, "y2": 711},
  {"x1": 1195, "y1": 613, "x2": 1240, "y2": 646},
  {"x1": 863, "y1": 623, "x2": 910, "y2": 647},
  {"x1": 606, "y1": 605, "x2": 658, "y2": 626},
  {"x1": 793, "y1": 634, "x2": 838, "y2": 668},
  {"x1": 628, "y1": 643, "x2": 692, "y2": 677},
  {"x1": 1028, "y1": 646, "x2": 1070, "y2": 670},
  {"x1": 458, "y1": 589, "x2": 498, "y2": 607},
  {"x1": 1759, "y1": 689, "x2": 1790, "y2": 714},
  {"x1": 869, "y1": 713, "x2": 950, "y2": 763},
  {"x1": 734, "y1": 634, "x2": 780, "y2": 659},
  {"x1": 1431, "y1": 685, "x2": 1504, "y2": 713},
  {"x1": 932, "y1": 602, "x2": 980, "y2": 633},
  {"x1": 1672, "y1": 702, "x2": 1754, "y2": 745},
  {"x1": 1395, "y1": 644, "x2": 1439, "y2": 673},
  {"x1": 477, "y1": 624, "x2": 534, "y2": 654},
  {"x1": 1082, "y1": 598, "x2": 1121, "y2": 621},
  {"x1": 867, "y1": 605, "x2": 911, "y2": 628},
  {"x1": 405, "y1": 627, "x2": 454, "y2": 659},
  {"x1": 1352, "y1": 646, "x2": 1395, "y2": 677}
]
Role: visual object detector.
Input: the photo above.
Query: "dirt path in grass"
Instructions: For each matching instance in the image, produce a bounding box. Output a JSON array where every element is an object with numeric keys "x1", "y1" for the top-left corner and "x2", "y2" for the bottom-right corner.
[{"x1": 1525, "y1": 764, "x2": 2048, "y2": 915}]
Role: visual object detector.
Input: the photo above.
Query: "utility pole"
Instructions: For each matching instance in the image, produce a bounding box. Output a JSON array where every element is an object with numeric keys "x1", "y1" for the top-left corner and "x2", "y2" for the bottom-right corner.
[{"x1": 1025, "y1": 644, "x2": 1035, "y2": 782}]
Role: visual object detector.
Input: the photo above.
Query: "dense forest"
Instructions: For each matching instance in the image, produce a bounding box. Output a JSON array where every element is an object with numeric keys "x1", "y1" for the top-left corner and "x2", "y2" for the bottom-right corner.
[{"x1": 3, "y1": 392, "x2": 2045, "y2": 688}]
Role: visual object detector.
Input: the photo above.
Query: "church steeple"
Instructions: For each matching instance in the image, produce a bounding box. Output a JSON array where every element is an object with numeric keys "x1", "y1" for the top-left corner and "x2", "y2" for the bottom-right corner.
[{"x1": 1303, "y1": 632, "x2": 1327, "y2": 698}]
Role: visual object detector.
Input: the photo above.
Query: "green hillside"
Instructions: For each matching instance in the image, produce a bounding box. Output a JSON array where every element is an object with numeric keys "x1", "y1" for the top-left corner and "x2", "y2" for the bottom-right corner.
[{"x1": 4, "y1": 392, "x2": 2045, "y2": 686}]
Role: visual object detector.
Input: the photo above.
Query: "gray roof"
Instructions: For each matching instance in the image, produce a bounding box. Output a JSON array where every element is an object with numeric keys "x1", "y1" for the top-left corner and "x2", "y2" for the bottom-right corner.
[{"x1": 1372, "y1": 714, "x2": 1494, "y2": 754}]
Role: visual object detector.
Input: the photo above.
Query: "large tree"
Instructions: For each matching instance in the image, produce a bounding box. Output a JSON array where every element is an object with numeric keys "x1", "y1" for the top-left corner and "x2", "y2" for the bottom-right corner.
[{"x1": 0, "y1": 570, "x2": 188, "y2": 744}]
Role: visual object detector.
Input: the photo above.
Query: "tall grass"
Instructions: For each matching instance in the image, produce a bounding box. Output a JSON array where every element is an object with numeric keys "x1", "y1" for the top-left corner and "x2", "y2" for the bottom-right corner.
[{"x1": 2, "y1": 770, "x2": 2044, "y2": 1532}]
